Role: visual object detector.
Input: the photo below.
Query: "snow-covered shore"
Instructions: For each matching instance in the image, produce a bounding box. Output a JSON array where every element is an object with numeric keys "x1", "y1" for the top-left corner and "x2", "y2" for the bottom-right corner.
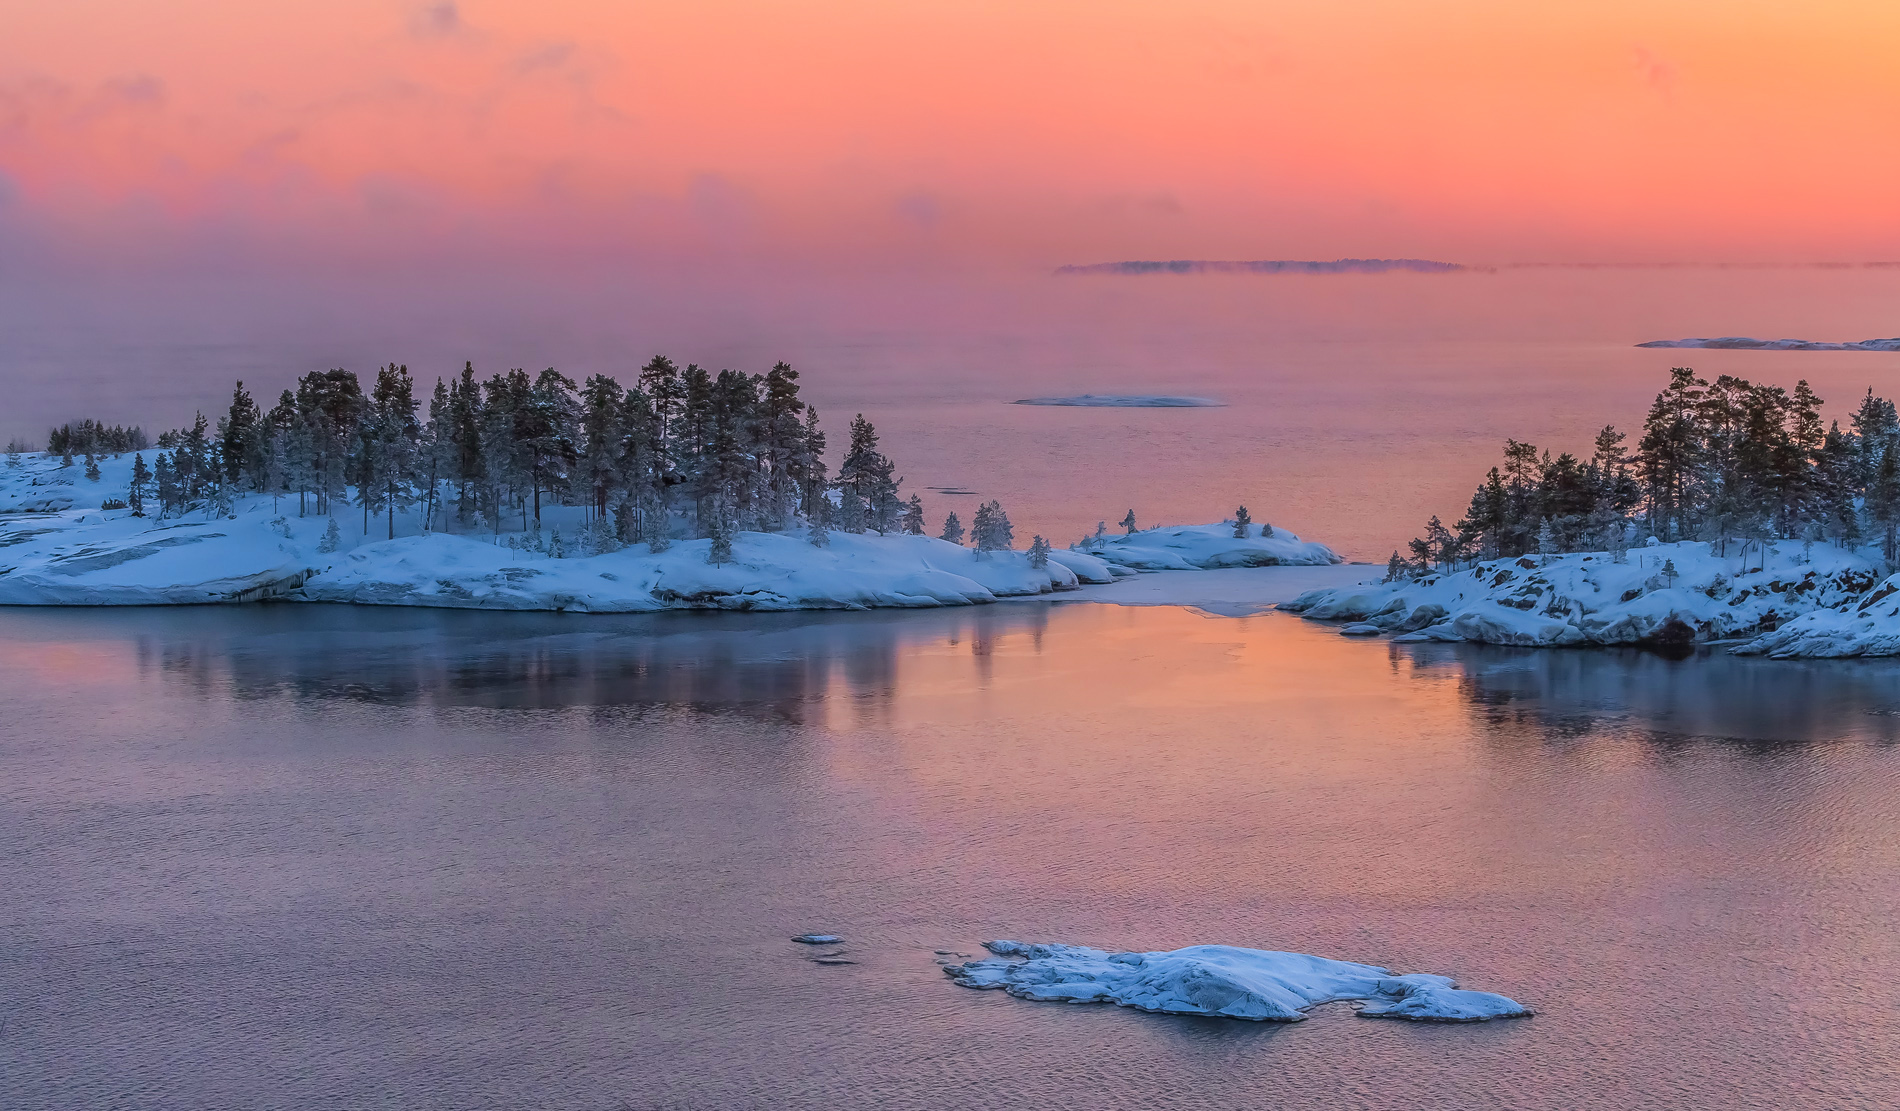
[
  {"x1": 0, "y1": 454, "x2": 1339, "y2": 611},
  {"x1": 943, "y1": 941, "x2": 1529, "y2": 1023},
  {"x1": 1283, "y1": 539, "x2": 1900, "y2": 657}
]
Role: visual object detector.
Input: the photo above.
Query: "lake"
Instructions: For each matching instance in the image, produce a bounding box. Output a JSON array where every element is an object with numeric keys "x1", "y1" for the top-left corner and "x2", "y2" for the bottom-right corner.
[{"x1": 7, "y1": 599, "x2": 1900, "y2": 1109}]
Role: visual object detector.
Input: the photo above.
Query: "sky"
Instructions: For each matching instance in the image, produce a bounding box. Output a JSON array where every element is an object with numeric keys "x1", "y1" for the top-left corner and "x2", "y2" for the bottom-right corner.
[{"x1": 5, "y1": 0, "x2": 1900, "y2": 280}]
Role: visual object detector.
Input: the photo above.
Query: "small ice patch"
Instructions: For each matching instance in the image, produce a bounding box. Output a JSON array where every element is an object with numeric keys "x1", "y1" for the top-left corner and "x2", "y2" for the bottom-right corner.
[
  {"x1": 945, "y1": 941, "x2": 1529, "y2": 1023},
  {"x1": 1013, "y1": 395, "x2": 1223, "y2": 407},
  {"x1": 1339, "y1": 623, "x2": 1383, "y2": 636},
  {"x1": 792, "y1": 934, "x2": 844, "y2": 945}
]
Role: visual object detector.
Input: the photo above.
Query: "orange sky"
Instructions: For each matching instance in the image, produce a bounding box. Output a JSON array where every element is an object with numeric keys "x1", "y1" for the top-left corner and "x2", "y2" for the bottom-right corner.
[{"x1": 3, "y1": 0, "x2": 1899, "y2": 270}]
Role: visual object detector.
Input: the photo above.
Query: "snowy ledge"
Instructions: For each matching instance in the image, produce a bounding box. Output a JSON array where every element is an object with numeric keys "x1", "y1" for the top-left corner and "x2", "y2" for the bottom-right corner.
[
  {"x1": 1283, "y1": 539, "x2": 1900, "y2": 658},
  {"x1": 0, "y1": 458, "x2": 1340, "y2": 610},
  {"x1": 943, "y1": 941, "x2": 1530, "y2": 1024}
]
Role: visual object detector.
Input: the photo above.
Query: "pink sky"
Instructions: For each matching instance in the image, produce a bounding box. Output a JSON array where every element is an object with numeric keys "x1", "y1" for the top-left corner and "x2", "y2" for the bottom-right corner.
[{"x1": 5, "y1": 0, "x2": 1900, "y2": 274}]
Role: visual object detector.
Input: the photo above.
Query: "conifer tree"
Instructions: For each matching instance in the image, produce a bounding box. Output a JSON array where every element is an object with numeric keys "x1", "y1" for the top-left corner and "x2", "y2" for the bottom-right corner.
[
  {"x1": 318, "y1": 517, "x2": 342, "y2": 553},
  {"x1": 973, "y1": 500, "x2": 1014, "y2": 555},
  {"x1": 1384, "y1": 551, "x2": 1406, "y2": 582},
  {"x1": 707, "y1": 515, "x2": 733, "y2": 564},
  {"x1": 154, "y1": 452, "x2": 179, "y2": 517},
  {"x1": 1028, "y1": 535, "x2": 1051, "y2": 568},
  {"x1": 128, "y1": 453, "x2": 151, "y2": 516},
  {"x1": 940, "y1": 511, "x2": 964, "y2": 545},
  {"x1": 1233, "y1": 506, "x2": 1252, "y2": 538},
  {"x1": 1536, "y1": 517, "x2": 1557, "y2": 563},
  {"x1": 1120, "y1": 509, "x2": 1137, "y2": 534},
  {"x1": 901, "y1": 494, "x2": 926, "y2": 535},
  {"x1": 84, "y1": 453, "x2": 100, "y2": 481}
]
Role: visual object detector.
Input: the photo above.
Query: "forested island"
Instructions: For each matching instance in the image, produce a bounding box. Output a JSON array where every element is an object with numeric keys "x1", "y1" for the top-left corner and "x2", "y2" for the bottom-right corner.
[
  {"x1": 0, "y1": 359, "x2": 1341, "y2": 610},
  {"x1": 1290, "y1": 367, "x2": 1900, "y2": 657}
]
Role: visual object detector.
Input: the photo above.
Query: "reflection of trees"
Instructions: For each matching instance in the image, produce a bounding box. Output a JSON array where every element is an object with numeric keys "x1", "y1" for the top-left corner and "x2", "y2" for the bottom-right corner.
[
  {"x1": 1402, "y1": 641, "x2": 1900, "y2": 745},
  {"x1": 129, "y1": 604, "x2": 1055, "y2": 719}
]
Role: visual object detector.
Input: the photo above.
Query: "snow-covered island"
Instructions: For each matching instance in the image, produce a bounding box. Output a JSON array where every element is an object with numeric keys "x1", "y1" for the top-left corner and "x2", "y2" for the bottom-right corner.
[
  {"x1": 1297, "y1": 364, "x2": 1900, "y2": 658},
  {"x1": 0, "y1": 452, "x2": 1339, "y2": 611},
  {"x1": 943, "y1": 941, "x2": 1530, "y2": 1023},
  {"x1": 0, "y1": 360, "x2": 1342, "y2": 612}
]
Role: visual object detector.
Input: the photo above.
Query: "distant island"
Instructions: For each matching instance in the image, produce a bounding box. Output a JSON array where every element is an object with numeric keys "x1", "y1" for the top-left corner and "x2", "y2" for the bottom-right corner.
[
  {"x1": 1054, "y1": 258, "x2": 1466, "y2": 276},
  {"x1": 1637, "y1": 336, "x2": 1900, "y2": 351},
  {"x1": 1013, "y1": 395, "x2": 1223, "y2": 407}
]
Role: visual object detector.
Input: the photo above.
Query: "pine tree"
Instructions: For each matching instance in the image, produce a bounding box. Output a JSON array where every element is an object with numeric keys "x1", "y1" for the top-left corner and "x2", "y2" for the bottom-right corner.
[
  {"x1": 128, "y1": 453, "x2": 151, "y2": 516},
  {"x1": 318, "y1": 517, "x2": 342, "y2": 553},
  {"x1": 1233, "y1": 505, "x2": 1252, "y2": 538},
  {"x1": 548, "y1": 528, "x2": 567, "y2": 559},
  {"x1": 973, "y1": 500, "x2": 1014, "y2": 555},
  {"x1": 1383, "y1": 551, "x2": 1406, "y2": 582},
  {"x1": 901, "y1": 494, "x2": 926, "y2": 535},
  {"x1": 1536, "y1": 517, "x2": 1557, "y2": 563},
  {"x1": 808, "y1": 517, "x2": 830, "y2": 548},
  {"x1": 1028, "y1": 535, "x2": 1051, "y2": 568},
  {"x1": 1868, "y1": 437, "x2": 1900, "y2": 562},
  {"x1": 1120, "y1": 509, "x2": 1137, "y2": 534},
  {"x1": 84, "y1": 453, "x2": 100, "y2": 481},
  {"x1": 1660, "y1": 558, "x2": 1679, "y2": 588},
  {"x1": 154, "y1": 452, "x2": 180, "y2": 517},
  {"x1": 707, "y1": 516, "x2": 733, "y2": 564},
  {"x1": 939, "y1": 511, "x2": 964, "y2": 545},
  {"x1": 1091, "y1": 521, "x2": 1107, "y2": 549}
]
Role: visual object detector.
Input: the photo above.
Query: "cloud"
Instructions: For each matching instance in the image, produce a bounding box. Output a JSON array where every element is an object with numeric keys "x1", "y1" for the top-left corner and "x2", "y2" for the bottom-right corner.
[
  {"x1": 101, "y1": 74, "x2": 165, "y2": 107},
  {"x1": 1632, "y1": 47, "x2": 1676, "y2": 96},
  {"x1": 516, "y1": 42, "x2": 576, "y2": 74},
  {"x1": 894, "y1": 191, "x2": 941, "y2": 229},
  {"x1": 409, "y1": 2, "x2": 463, "y2": 40}
]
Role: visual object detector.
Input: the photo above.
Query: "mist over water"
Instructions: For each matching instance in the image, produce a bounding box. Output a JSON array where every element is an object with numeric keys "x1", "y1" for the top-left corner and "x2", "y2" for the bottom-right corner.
[
  {"x1": 7, "y1": 603, "x2": 1900, "y2": 1110},
  {"x1": 8, "y1": 266, "x2": 1899, "y2": 558}
]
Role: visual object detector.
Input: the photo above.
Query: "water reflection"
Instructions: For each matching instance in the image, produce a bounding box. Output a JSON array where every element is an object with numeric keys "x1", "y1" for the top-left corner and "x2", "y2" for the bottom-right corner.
[
  {"x1": 111, "y1": 603, "x2": 1054, "y2": 716},
  {"x1": 1402, "y1": 640, "x2": 1900, "y2": 745}
]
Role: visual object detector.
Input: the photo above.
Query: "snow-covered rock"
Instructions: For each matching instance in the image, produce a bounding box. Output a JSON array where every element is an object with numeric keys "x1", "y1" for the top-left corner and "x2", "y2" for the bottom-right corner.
[
  {"x1": 1284, "y1": 541, "x2": 1888, "y2": 656},
  {"x1": 1731, "y1": 572, "x2": 1900, "y2": 658},
  {"x1": 1085, "y1": 523, "x2": 1341, "y2": 571},
  {"x1": 944, "y1": 941, "x2": 1529, "y2": 1023}
]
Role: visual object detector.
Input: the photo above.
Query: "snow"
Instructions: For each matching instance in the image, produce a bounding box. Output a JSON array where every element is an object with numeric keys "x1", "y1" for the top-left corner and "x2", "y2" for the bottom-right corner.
[
  {"x1": 792, "y1": 934, "x2": 843, "y2": 945},
  {"x1": 1731, "y1": 572, "x2": 1900, "y2": 658},
  {"x1": 943, "y1": 941, "x2": 1529, "y2": 1023},
  {"x1": 1636, "y1": 336, "x2": 1900, "y2": 351},
  {"x1": 1283, "y1": 540, "x2": 1894, "y2": 656},
  {"x1": 1083, "y1": 523, "x2": 1342, "y2": 571},
  {"x1": 1013, "y1": 395, "x2": 1223, "y2": 407},
  {"x1": 0, "y1": 455, "x2": 1345, "y2": 615},
  {"x1": 1051, "y1": 564, "x2": 1371, "y2": 617}
]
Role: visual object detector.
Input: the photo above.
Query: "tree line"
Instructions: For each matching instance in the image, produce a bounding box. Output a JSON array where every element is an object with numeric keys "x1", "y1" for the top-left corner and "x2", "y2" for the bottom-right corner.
[
  {"x1": 55, "y1": 357, "x2": 1045, "y2": 559},
  {"x1": 1401, "y1": 367, "x2": 1900, "y2": 575}
]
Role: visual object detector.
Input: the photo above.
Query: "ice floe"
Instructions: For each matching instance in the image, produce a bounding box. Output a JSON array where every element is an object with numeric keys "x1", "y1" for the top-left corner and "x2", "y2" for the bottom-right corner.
[
  {"x1": 1013, "y1": 395, "x2": 1223, "y2": 407},
  {"x1": 943, "y1": 941, "x2": 1529, "y2": 1023}
]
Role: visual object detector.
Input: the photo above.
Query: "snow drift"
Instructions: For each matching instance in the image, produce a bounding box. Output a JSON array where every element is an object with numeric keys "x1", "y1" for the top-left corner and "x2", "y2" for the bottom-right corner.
[{"x1": 944, "y1": 941, "x2": 1529, "y2": 1023}]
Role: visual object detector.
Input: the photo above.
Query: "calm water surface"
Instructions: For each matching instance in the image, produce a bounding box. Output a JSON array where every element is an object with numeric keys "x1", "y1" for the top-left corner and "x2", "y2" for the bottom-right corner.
[{"x1": 6, "y1": 602, "x2": 1900, "y2": 1109}]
